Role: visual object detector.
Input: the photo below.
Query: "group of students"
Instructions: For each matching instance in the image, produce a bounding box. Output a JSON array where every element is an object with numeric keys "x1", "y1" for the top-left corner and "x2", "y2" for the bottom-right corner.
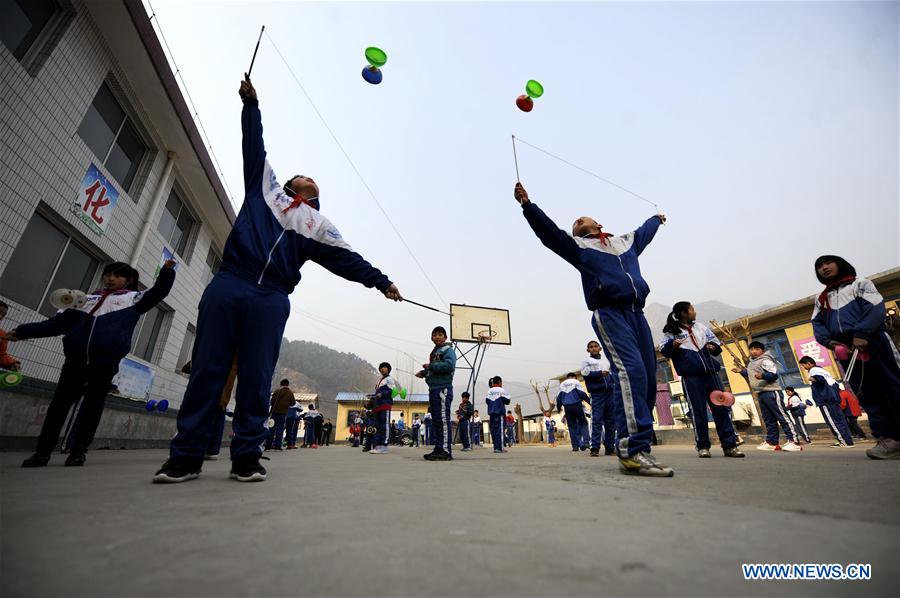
[
  {"x1": 264, "y1": 379, "x2": 332, "y2": 451},
  {"x1": 3, "y1": 74, "x2": 897, "y2": 483}
]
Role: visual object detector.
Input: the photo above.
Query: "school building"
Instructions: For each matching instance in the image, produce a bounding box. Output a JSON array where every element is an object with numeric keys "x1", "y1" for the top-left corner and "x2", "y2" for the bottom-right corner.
[
  {"x1": 657, "y1": 268, "x2": 900, "y2": 434},
  {"x1": 1, "y1": 0, "x2": 234, "y2": 446},
  {"x1": 334, "y1": 392, "x2": 431, "y2": 442}
]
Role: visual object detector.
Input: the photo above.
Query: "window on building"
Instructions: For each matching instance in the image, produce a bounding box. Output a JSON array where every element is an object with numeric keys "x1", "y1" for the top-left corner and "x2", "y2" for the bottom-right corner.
[
  {"x1": 0, "y1": 213, "x2": 99, "y2": 317},
  {"x1": 1, "y1": 0, "x2": 59, "y2": 61},
  {"x1": 156, "y1": 189, "x2": 197, "y2": 258},
  {"x1": 753, "y1": 331, "x2": 805, "y2": 389},
  {"x1": 132, "y1": 301, "x2": 169, "y2": 364},
  {"x1": 204, "y1": 247, "x2": 221, "y2": 285},
  {"x1": 176, "y1": 323, "x2": 195, "y2": 373},
  {"x1": 77, "y1": 82, "x2": 147, "y2": 192}
]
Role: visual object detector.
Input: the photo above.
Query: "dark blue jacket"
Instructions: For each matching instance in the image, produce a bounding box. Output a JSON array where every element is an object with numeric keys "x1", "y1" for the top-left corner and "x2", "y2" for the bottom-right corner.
[
  {"x1": 659, "y1": 321, "x2": 723, "y2": 378},
  {"x1": 222, "y1": 98, "x2": 392, "y2": 295},
  {"x1": 485, "y1": 386, "x2": 511, "y2": 416},
  {"x1": 556, "y1": 379, "x2": 591, "y2": 408},
  {"x1": 14, "y1": 267, "x2": 175, "y2": 366},
  {"x1": 812, "y1": 278, "x2": 887, "y2": 346},
  {"x1": 521, "y1": 202, "x2": 662, "y2": 311},
  {"x1": 373, "y1": 375, "x2": 396, "y2": 413}
]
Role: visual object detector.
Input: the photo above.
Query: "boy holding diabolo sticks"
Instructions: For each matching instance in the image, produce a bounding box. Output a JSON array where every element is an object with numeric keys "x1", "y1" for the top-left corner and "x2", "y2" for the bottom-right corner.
[
  {"x1": 513, "y1": 182, "x2": 673, "y2": 476},
  {"x1": 153, "y1": 75, "x2": 401, "y2": 483}
]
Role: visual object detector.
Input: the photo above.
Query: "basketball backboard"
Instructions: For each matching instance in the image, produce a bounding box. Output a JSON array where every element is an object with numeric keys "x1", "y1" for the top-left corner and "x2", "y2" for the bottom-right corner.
[{"x1": 449, "y1": 304, "x2": 511, "y2": 345}]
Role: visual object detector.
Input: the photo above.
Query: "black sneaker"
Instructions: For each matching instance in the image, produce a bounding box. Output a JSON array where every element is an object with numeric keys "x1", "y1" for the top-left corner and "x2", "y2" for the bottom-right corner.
[
  {"x1": 580, "y1": 446, "x2": 587, "y2": 451},
  {"x1": 64, "y1": 452, "x2": 86, "y2": 467},
  {"x1": 424, "y1": 450, "x2": 453, "y2": 461},
  {"x1": 230, "y1": 455, "x2": 267, "y2": 482},
  {"x1": 604, "y1": 449, "x2": 616, "y2": 456},
  {"x1": 152, "y1": 457, "x2": 202, "y2": 483},
  {"x1": 21, "y1": 453, "x2": 50, "y2": 468},
  {"x1": 572, "y1": 447, "x2": 579, "y2": 452},
  {"x1": 589, "y1": 449, "x2": 600, "y2": 457}
]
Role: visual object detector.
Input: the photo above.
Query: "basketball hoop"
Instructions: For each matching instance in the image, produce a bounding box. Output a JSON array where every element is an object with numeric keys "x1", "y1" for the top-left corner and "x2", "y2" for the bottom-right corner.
[{"x1": 476, "y1": 330, "x2": 498, "y2": 344}]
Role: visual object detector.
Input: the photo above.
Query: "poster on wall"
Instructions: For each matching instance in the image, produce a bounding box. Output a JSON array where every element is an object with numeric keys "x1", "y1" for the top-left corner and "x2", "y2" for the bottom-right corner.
[
  {"x1": 112, "y1": 357, "x2": 155, "y2": 400},
  {"x1": 792, "y1": 336, "x2": 833, "y2": 368},
  {"x1": 72, "y1": 163, "x2": 119, "y2": 235},
  {"x1": 154, "y1": 246, "x2": 180, "y2": 280}
]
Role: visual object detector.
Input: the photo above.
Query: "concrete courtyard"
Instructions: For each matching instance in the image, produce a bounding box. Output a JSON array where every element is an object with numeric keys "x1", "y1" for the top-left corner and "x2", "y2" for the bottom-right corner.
[{"x1": 1, "y1": 443, "x2": 897, "y2": 597}]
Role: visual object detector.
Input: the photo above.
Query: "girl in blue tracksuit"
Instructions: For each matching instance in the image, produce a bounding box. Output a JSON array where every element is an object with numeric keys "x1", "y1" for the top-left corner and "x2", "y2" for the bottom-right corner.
[
  {"x1": 154, "y1": 76, "x2": 400, "y2": 483},
  {"x1": 544, "y1": 417, "x2": 557, "y2": 445},
  {"x1": 15, "y1": 261, "x2": 175, "y2": 467},
  {"x1": 659, "y1": 302, "x2": 743, "y2": 459},
  {"x1": 485, "y1": 376, "x2": 511, "y2": 453},
  {"x1": 514, "y1": 182, "x2": 673, "y2": 477},
  {"x1": 783, "y1": 386, "x2": 812, "y2": 443},
  {"x1": 581, "y1": 340, "x2": 617, "y2": 456},
  {"x1": 798, "y1": 356, "x2": 854, "y2": 447},
  {"x1": 812, "y1": 255, "x2": 900, "y2": 460},
  {"x1": 555, "y1": 373, "x2": 591, "y2": 452},
  {"x1": 371, "y1": 362, "x2": 396, "y2": 454}
]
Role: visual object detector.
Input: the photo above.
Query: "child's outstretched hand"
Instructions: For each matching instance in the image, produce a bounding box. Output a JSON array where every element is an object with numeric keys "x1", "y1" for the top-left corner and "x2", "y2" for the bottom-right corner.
[
  {"x1": 514, "y1": 183, "x2": 530, "y2": 205},
  {"x1": 656, "y1": 213, "x2": 667, "y2": 224},
  {"x1": 4, "y1": 330, "x2": 18, "y2": 342},
  {"x1": 162, "y1": 259, "x2": 176, "y2": 269},
  {"x1": 239, "y1": 74, "x2": 257, "y2": 100},
  {"x1": 382, "y1": 284, "x2": 401, "y2": 301}
]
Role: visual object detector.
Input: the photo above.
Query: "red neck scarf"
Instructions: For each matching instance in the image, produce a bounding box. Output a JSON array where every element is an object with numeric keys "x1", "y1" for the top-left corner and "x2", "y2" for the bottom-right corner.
[
  {"x1": 282, "y1": 195, "x2": 319, "y2": 214},
  {"x1": 680, "y1": 322, "x2": 702, "y2": 350},
  {"x1": 818, "y1": 275, "x2": 856, "y2": 311},
  {"x1": 585, "y1": 229, "x2": 613, "y2": 246}
]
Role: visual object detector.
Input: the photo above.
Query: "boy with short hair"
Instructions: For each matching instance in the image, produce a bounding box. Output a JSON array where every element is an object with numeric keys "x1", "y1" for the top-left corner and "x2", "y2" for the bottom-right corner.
[
  {"x1": 545, "y1": 415, "x2": 557, "y2": 446},
  {"x1": 486, "y1": 376, "x2": 511, "y2": 453},
  {"x1": 371, "y1": 362, "x2": 396, "y2": 454},
  {"x1": 471, "y1": 410, "x2": 483, "y2": 447},
  {"x1": 416, "y1": 327, "x2": 457, "y2": 461},
  {"x1": 783, "y1": 387, "x2": 811, "y2": 444},
  {"x1": 514, "y1": 183, "x2": 673, "y2": 476},
  {"x1": 411, "y1": 415, "x2": 422, "y2": 447},
  {"x1": 581, "y1": 340, "x2": 617, "y2": 456},
  {"x1": 267, "y1": 379, "x2": 294, "y2": 451},
  {"x1": 556, "y1": 372, "x2": 591, "y2": 452},
  {"x1": 456, "y1": 392, "x2": 475, "y2": 451},
  {"x1": 798, "y1": 356, "x2": 854, "y2": 447},
  {"x1": 732, "y1": 342, "x2": 802, "y2": 452}
]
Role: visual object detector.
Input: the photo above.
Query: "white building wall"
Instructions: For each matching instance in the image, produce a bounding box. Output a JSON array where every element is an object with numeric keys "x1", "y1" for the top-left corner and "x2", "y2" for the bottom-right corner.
[{"x1": 0, "y1": 0, "x2": 230, "y2": 408}]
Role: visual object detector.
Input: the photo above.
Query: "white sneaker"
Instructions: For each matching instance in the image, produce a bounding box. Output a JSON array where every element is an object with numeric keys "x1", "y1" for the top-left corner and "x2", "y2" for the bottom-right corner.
[
  {"x1": 782, "y1": 441, "x2": 803, "y2": 452},
  {"x1": 370, "y1": 447, "x2": 389, "y2": 454},
  {"x1": 756, "y1": 442, "x2": 779, "y2": 451}
]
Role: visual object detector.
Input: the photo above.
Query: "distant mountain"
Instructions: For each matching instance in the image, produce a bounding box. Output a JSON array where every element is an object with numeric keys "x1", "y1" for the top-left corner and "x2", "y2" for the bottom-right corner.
[
  {"x1": 645, "y1": 300, "x2": 772, "y2": 343},
  {"x1": 273, "y1": 339, "x2": 378, "y2": 421}
]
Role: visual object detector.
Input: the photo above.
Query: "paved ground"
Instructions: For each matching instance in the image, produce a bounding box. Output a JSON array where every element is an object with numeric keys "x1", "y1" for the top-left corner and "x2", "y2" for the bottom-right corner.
[{"x1": 1, "y1": 442, "x2": 898, "y2": 597}]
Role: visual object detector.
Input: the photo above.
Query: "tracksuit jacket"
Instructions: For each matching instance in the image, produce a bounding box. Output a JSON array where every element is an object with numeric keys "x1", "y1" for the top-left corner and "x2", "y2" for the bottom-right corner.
[
  {"x1": 812, "y1": 277, "x2": 900, "y2": 441},
  {"x1": 521, "y1": 201, "x2": 664, "y2": 456},
  {"x1": 169, "y1": 97, "x2": 393, "y2": 460}
]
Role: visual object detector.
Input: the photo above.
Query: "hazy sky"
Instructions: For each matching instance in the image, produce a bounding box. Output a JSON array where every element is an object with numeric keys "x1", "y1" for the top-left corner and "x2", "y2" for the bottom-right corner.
[{"x1": 146, "y1": 0, "x2": 898, "y2": 393}]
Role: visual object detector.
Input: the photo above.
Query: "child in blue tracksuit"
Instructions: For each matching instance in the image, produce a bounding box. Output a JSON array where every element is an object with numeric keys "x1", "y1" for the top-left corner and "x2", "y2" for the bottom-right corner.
[
  {"x1": 286, "y1": 401, "x2": 303, "y2": 449},
  {"x1": 581, "y1": 340, "x2": 617, "y2": 456},
  {"x1": 812, "y1": 255, "x2": 900, "y2": 460},
  {"x1": 783, "y1": 387, "x2": 812, "y2": 443},
  {"x1": 485, "y1": 376, "x2": 511, "y2": 453},
  {"x1": 371, "y1": 362, "x2": 396, "y2": 454},
  {"x1": 556, "y1": 373, "x2": 591, "y2": 452},
  {"x1": 545, "y1": 417, "x2": 557, "y2": 445},
  {"x1": 659, "y1": 302, "x2": 743, "y2": 459},
  {"x1": 417, "y1": 326, "x2": 457, "y2": 461},
  {"x1": 514, "y1": 182, "x2": 673, "y2": 477},
  {"x1": 15, "y1": 261, "x2": 175, "y2": 467},
  {"x1": 303, "y1": 405, "x2": 323, "y2": 448},
  {"x1": 799, "y1": 357, "x2": 854, "y2": 447},
  {"x1": 154, "y1": 76, "x2": 400, "y2": 484}
]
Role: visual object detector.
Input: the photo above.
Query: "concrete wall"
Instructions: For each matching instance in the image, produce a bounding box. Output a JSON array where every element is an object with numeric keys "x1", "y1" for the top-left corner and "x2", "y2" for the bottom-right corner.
[{"x1": 0, "y1": 378, "x2": 197, "y2": 450}]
